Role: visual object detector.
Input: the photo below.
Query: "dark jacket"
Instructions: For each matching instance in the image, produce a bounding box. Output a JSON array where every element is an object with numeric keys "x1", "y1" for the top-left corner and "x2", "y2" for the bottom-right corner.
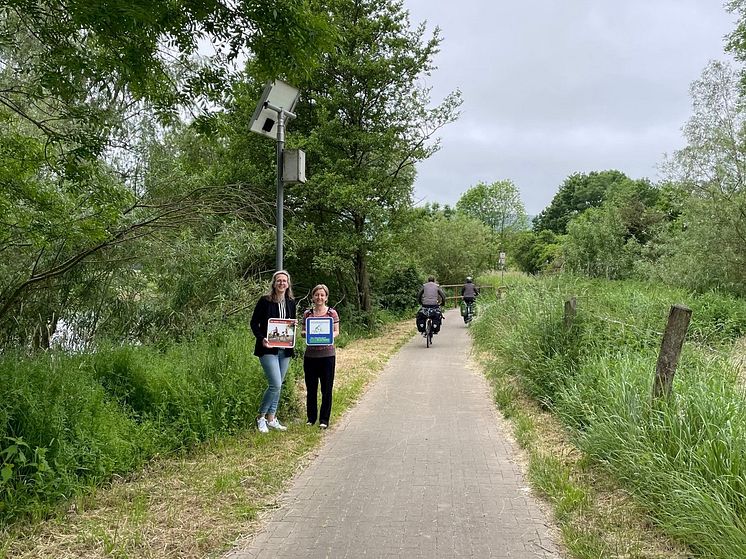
[
  {"x1": 250, "y1": 295, "x2": 297, "y2": 357},
  {"x1": 461, "y1": 283, "x2": 479, "y2": 299}
]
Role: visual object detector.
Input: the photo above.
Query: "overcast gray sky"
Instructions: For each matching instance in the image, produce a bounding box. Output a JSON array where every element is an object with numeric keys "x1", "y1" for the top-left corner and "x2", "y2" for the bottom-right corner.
[{"x1": 404, "y1": 1, "x2": 738, "y2": 215}]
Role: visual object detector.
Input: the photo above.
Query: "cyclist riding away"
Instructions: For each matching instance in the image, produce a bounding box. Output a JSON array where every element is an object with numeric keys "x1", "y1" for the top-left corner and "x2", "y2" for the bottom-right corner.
[
  {"x1": 461, "y1": 276, "x2": 479, "y2": 305},
  {"x1": 417, "y1": 275, "x2": 446, "y2": 335},
  {"x1": 461, "y1": 276, "x2": 479, "y2": 323}
]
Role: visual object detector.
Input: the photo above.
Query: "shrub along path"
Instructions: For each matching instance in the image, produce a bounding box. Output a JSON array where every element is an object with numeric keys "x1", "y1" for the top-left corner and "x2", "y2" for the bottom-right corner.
[{"x1": 225, "y1": 309, "x2": 561, "y2": 559}]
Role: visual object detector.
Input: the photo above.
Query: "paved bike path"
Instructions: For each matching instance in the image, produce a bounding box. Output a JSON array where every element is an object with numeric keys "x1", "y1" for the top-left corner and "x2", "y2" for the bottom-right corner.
[{"x1": 226, "y1": 309, "x2": 562, "y2": 558}]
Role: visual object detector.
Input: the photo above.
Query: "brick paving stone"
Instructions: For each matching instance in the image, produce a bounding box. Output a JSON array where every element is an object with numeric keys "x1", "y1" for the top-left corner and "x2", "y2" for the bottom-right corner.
[{"x1": 225, "y1": 309, "x2": 563, "y2": 559}]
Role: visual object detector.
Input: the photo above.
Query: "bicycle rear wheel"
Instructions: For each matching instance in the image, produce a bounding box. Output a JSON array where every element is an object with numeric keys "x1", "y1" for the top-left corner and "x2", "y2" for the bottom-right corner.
[{"x1": 425, "y1": 318, "x2": 432, "y2": 347}]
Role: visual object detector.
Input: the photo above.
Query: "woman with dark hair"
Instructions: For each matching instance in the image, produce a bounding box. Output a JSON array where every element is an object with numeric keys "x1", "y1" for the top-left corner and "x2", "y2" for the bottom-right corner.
[
  {"x1": 250, "y1": 270, "x2": 297, "y2": 433},
  {"x1": 301, "y1": 284, "x2": 340, "y2": 429}
]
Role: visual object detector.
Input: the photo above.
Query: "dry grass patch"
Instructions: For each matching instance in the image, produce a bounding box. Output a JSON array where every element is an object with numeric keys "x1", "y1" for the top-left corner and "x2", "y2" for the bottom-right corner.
[{"x1": 1, "y1": 321, "x2": 416, "y2": 559}]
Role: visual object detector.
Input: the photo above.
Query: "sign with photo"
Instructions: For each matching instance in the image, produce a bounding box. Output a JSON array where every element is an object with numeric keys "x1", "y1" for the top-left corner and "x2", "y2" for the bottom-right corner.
[
  {"x1": 305, "y1": 316, "x2": 334, "y2": 346},
  {"x1": 266, "y1": 318, "x2": 296, "y2": 348}
]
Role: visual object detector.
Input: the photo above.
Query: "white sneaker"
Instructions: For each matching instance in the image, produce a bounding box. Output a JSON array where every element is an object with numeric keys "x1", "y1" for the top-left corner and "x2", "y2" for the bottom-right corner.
[
  {"x1": 257, "y1": 417, "x2": 269, "y2": 433},
  {"x1": 267, "y1": 418, "x2": 287, "y2": 431}
]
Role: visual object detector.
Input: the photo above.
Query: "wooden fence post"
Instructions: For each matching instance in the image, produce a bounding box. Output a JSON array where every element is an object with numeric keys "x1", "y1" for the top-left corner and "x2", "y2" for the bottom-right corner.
[
  {"x1": 652, "y1": 304, "x2": 692, "y2": 400},
  {"x1": 564, "y1": 297, "x2": 577, "y2": 329}
]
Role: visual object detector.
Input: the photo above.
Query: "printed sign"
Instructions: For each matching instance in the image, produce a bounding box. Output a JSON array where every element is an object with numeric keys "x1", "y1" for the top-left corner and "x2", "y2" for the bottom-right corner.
[
  {"x1": 305, "y1": 316, "x2": 334, "y2": 346},
  {"x1": 266, "y1": 318, "x2": 296, "y2": 348}
]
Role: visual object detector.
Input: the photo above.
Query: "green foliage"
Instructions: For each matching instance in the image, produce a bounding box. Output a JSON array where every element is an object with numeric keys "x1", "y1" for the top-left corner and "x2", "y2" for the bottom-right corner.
[
  {"x1": 509, "y1": 230, "x2": 563, "y2": 274},
  {"x1": 533, "y1": 170, "x2": 630, "y2": 235},
  {"x1": 471, "y1": 275, "x2": 746, "y2": 558},
  {"x1": 644, "y1": 193, "x2": 746, "y2": 297},
  {"x1": 0, "y1": 0, "x2": 335, "y2": 349},
  {"x1": 642, "y1": 61, "x2": 746, "y2": 297},
  {"x1": 559, "y1": 177, "x2": 666, "y2": 280},
  {"x1": 455, "y1": 180, "x2": 529, "y2": 245},
  {"x1": 563, "y1": 207, "x2": 634, "y2": 279},
  {"x1": 0, "y1": 350, "x2": 151, "y2": 523},
  {"x1": 0, "y1": 327, "x2": 287, "y2": 525},
  {"x1": 395, "y1": 211, "x2": 494, "y2": 286},
  {"x1": 376, "y1": 266, "x2": 422, "y2": 312},
  {"x1": 530, "y1": 61, "x2": 746, "y2": 301}
]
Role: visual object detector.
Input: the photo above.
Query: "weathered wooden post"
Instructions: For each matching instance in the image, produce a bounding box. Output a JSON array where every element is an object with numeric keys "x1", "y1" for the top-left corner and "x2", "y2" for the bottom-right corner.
[
  {"x1": 564, "y1": 296, "x2": 577, "y2": 329},
  {"x1": 652, "y1": 304, "x2": 692, "y2": 400}
]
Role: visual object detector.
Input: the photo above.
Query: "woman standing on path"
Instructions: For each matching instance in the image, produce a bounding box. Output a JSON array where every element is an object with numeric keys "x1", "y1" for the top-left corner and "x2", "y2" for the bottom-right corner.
[
  {"x1": 250, "y1": 270, "x2": 297, "y2": 433},
  {"x1": 301, "y1": 284, "x2": 340, "y2": 429}
]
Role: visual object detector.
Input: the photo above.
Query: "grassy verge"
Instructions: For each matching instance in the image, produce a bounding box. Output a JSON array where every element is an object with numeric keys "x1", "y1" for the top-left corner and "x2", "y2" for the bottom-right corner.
[
  {"x1": 470, "y1": 273, "x2": 746, "y2": 559},
  {"x1": 0, "y1": 320, "x2": 415, "y2": 559},
  {"x1": 473, "y1": 347, "x2": 691, "y2": 559}
]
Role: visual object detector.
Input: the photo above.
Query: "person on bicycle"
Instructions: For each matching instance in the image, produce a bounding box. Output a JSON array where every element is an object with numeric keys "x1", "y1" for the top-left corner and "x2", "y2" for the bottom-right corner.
[
  {"x1": 461, "y1": 276, "x2": 479, "y2": 305},
  {"x1": 416, "y1": 276, "x2": 447, "y2": 334}
]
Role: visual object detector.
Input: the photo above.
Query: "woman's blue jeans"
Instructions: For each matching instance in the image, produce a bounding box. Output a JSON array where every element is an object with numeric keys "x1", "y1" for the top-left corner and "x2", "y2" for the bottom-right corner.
[{"x1": 258, "y1": 350, "x2": 290, "y2": 415}]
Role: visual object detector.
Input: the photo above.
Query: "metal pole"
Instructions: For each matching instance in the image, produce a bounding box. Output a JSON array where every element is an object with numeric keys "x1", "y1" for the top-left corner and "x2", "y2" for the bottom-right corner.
[
  {"x1": 264, "y1": 100, "x2": 295, "y2": 272},
  {"x1": 275, "y1": 110, "x2": 286, "y2": 272}
]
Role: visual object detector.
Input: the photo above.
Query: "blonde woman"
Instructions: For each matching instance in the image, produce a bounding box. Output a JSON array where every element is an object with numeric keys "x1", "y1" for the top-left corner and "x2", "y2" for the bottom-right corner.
[
  {"x1": 301, "y1": 284, "x2": 340, "y2": 429},
  {"x1": 250, "y1": 270, "x2": 297, "y2": 433}
]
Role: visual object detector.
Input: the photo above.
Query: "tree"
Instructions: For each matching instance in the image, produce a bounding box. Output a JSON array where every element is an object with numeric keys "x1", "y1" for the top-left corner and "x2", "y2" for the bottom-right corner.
[
  {"x1": 653, "y1": 60, "x2": 746, "y2": 295},
  {"x1": 403, "y1": 212, "x2": 493, "y2": 286},
  {"x1": 533, "y1": 170, "x2": 629, "y2": 234},
  {"x1": 0, "y1": 0, "x2": 334, "y2": 175},
  {"x1": 559, "y1": 176, "x2": 665, "y2": 280},
  {"x1": 510, "y1": 230, "x2": 562, "y2": 275},
  {"x1": 563, "y1": 207, "x2": 634, "y2": 279},
  {"x1": 0, "y1": 1, "x2": 334, "y2": 346},
  {"x1": 282, "y1": 0, "x2": 462, "y2": 313},
  {"x1": 455, "y1": 180, "x2": 528, "y2": 252}
]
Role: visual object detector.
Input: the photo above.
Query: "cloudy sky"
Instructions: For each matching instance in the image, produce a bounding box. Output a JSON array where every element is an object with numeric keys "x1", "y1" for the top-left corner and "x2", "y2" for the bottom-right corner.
[{"x1": 403, "y1": 1, "x2": 738, "y2": 215}]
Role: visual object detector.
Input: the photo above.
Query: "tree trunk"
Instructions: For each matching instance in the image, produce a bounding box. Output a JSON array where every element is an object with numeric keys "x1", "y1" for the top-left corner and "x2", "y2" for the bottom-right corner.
[
  {"x1": 31, "y1": 312, "x2": 58, "y2": 351},
  {"x1": 354, "y1": 246, "x2": 372, "y2": 312}
]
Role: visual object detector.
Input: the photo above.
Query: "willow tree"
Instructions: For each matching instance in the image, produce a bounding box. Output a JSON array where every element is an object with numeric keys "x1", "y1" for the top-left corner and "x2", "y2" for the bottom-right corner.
[
  {"x1": 0, "y1": 0, "x2": 334, "y2": 345},
  {"x1": 286, "y1": 0, "x2": 461, "y2": 312},
  {"x1": 656, "y1": 60, "x2": 746, "y2": 295},
  {"x1": 455, "y1": 180, "x2": 528, "y2": 256}
]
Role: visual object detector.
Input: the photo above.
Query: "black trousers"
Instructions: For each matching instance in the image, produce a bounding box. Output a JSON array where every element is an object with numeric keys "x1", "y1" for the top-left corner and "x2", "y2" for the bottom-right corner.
[{"x1": 304, "y1": 354, "x2": 336, "y2": 424}]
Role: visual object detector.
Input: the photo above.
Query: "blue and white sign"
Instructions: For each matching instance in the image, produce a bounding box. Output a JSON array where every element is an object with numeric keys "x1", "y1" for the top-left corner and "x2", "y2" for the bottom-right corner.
[{"x1": 305, "y1": 316, "x2": 334, "y2": 346}]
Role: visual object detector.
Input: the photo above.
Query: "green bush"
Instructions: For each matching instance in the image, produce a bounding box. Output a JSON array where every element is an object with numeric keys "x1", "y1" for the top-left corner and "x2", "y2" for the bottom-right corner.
[
  {"x1": 0, "y1": 326, "x2": 295, "y2": 526},
  {"x1": 0, "y1": 351, "x2": 150, "y2": 523},
  {"x1": 376, "y1": 266, "x2": 422, "y2": 312}
]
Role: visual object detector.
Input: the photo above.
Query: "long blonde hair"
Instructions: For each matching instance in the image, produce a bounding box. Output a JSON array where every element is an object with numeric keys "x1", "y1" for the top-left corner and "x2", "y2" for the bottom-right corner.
[{"x1": 265, "y1": 270, "x2": 294, "y2": 302}]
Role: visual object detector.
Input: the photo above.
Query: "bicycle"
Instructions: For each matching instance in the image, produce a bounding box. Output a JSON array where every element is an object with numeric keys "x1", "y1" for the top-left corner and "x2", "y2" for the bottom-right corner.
[
  {"x1": 460, "y1": 298, "x2": 477, "y2": 324},
  {"x1": 462, "y1": 300, "x2": 476, "y2": 324},
  {"x1": 418, "y1": 306, "x2": 441, "y2": 348},
  {"x1": 425, "y1": 314, "x2": 434, "y2": 347}
]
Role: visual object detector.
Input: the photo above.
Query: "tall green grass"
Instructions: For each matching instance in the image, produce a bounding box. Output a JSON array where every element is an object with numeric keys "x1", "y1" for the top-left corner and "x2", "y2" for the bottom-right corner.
[
  {"x1": 0, "y1": 326, "x2": 298, "y2": 526},
  {"x1": 0, "y1": 307, "x2": 403, "y2": 528},
  {"x1": 472, "y1": 274, "x2": 746, "y2": 558}
]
